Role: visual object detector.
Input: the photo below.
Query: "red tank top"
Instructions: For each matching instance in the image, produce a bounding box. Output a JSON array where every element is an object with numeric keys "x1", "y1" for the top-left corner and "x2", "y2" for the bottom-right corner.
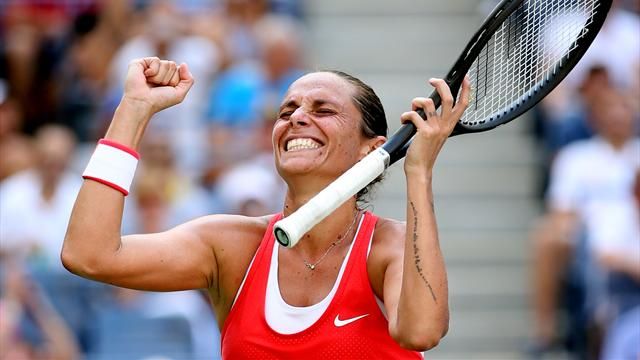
[{"x1": 221, "y1": 212, "x2": 422, "y2": 359}]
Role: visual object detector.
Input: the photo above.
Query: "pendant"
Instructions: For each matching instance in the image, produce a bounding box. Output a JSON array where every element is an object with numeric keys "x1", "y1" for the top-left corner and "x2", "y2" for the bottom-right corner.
[{"x1": 306, "y1": 263, "x2": 315, "y2": 270}]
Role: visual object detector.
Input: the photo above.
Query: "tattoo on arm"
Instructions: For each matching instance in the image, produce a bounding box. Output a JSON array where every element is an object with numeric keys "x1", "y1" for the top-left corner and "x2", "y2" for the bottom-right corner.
[{"x1": 410, "y1": 201, "x2": 437, "y2": 303}]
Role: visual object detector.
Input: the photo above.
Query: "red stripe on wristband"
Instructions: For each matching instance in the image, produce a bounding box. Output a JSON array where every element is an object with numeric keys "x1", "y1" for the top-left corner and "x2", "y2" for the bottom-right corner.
[
  {"x1": 98, "y1": 139, "x2": 140, "y2": 160},
  {"x1": 82, "y1": 175, "x2": 130, "y2": 196}
]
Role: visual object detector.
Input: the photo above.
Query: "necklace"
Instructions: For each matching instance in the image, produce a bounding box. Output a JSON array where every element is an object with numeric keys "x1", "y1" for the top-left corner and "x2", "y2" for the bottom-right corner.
[{"x1": 301, "y1": 210, "x2": 361, "y2": 271}]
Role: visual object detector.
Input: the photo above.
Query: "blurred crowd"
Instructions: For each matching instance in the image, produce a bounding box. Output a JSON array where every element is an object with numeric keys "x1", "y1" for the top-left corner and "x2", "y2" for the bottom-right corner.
[
  {"x1": 1, "y1": 0, "x2": 639, "y2": 360},
  {"x1": 0, "y1": 0, "x2": 303, "y2": 359},
  {"x1": 528, "y1": 1, "x2": 640, "y2": 359}
]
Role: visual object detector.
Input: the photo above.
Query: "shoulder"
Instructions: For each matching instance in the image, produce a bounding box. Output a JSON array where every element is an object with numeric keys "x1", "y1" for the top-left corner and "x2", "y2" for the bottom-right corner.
[
  {"x1": 553, "y1": 138, "x2": 601, "y2": 171},
  {"x1": 188, "y1": 214, "x2": 274, "y2": 303},
  {"x1": 558, "y1": 138, "x2": 598, "y2": 157},
  {"x1": 373, "y1": 216, "x2": 406, "y2": 244},
  {"x1": 186, "y1": 213, "x2": 272, "y2": 248},
  {"x1": 627, "y1": 138, "x2": 640, "y2": 162},
  {"x1": 368, "y1": 216, "x2": 406, "y2": 294},
  {"x1": 371, "y1": 216, "x2": 406, "y2": 264},
  {"x1": 0, "y1": 170, "x2": 38, "y2": 200}
]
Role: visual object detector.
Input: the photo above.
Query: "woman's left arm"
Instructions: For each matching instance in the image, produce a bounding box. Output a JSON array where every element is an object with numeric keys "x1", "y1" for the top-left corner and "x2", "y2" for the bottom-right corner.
[{"x1": 384, "y1": 77, "x2": 471, "y2": 351}]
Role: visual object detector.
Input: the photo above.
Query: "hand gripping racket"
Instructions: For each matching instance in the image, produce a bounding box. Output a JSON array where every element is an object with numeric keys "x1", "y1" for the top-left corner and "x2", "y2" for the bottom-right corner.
[{"x1": 274, "y1": 0, "x2": 612, "y2": 247}]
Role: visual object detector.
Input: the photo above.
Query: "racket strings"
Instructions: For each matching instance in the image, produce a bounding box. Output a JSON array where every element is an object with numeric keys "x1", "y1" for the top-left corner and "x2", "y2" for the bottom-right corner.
[{"x1": 463, "y1": 0, "x2": 600, "y2": 127}]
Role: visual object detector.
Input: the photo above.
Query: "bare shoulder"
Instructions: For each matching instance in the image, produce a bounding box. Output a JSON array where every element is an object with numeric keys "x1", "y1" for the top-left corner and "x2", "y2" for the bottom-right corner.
[
  {"x1": 188, "y1": 214, "x2": 273, "y2": 308},
  {"x1": 372, "y1": 216, "x2": 406, "y2": 250},
  {"x1": 183, "y1": 213, "x2": 272, "y2": 267},
  {"x1": 368, "y1": 216, "x2": 406, "y2": 297},
  {"x1": 186, "y1": 213, "x2": 271, "y2": 245}
]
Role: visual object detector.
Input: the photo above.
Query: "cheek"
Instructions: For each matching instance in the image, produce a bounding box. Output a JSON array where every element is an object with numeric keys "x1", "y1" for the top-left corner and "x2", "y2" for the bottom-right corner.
[{"x1": 272, "y1": 123, "x2": 286, "y2": 148}]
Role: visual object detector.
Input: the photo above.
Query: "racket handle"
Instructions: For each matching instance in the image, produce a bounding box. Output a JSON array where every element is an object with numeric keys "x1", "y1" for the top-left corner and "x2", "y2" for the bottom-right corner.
[{"x1": 274, "y1": 148, "x2": 391, "y2": 248}]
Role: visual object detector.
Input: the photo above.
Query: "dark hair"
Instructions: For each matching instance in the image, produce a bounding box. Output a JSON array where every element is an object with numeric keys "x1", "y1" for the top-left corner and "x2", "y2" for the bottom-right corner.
[{"x1": 323, "y1": 70, "x2": 388, "y2": 204}]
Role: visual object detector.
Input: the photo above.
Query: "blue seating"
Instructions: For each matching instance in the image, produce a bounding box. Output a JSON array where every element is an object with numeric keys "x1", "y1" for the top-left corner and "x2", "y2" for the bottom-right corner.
[{"x1": 89, "y1": 308, "x2": 193, "y2": 360}]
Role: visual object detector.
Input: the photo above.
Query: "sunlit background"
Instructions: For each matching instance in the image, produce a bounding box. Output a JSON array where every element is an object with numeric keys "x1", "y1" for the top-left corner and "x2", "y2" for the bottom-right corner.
[{"x1": 0, "y1": 0, "x2": 638, "y2": 359}]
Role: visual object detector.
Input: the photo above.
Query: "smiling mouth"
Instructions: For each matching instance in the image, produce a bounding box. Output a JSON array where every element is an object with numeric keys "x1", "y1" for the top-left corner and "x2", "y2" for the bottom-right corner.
[{"x1": 286, "y1": 138, "x2": 323, "y2": 152}]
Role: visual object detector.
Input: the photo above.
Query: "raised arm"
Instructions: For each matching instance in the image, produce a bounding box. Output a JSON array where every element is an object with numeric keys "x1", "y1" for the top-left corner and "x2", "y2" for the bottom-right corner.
[
  {"x1": 62, "y1": 58, "x2": 221, "y2": 291},
  {"x1": 384, "y1": 77, "x2": 471, "y2": 351}
]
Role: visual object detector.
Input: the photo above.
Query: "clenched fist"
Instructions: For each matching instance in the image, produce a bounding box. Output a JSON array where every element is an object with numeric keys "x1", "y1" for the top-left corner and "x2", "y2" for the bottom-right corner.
[{"x1": 122, "y1": 57, "x2": 195, "y2": 116}]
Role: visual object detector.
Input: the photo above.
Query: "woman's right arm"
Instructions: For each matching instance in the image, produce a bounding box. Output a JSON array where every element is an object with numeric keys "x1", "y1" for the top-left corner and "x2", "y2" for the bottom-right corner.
[{"x1": 62, "y1": 58, "x2": 228, "y2": 291}]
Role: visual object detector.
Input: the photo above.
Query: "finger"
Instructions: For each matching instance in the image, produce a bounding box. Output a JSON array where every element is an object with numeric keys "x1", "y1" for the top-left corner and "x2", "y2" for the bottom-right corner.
[
  {"x1": 400, "y1": 111, "x2": 428, "y2": 130},
  {"x1": 423, "y1": 97, "x2": 438, "y2": 122},
  {"x1": 174, "y1": 63, "x2": 195, "y2": 101},
  {"x1": 400, "y1": 99, "x2": 437, "y2": 130},
  {"x1": 168, "y1": 66, "x2": 181, "y2": 87},
  {"x1": 454, "y1": 74, "x2": 471, "y2": 114},
  {"x1": 161, "y1": 62, "x2": 178, "y2": 85},
  {"x1": 143, "y1": 57, "x2": 160, "y2": 77},
  {"x1": 429, "y1": 78, "x2": 454, "y2": 117},
  {"x1": 411, "y1": 97, "x2": 430, "y2": 112},
  {"x1": 148, "y1": 60, "x2": 174, "y2": 85}
]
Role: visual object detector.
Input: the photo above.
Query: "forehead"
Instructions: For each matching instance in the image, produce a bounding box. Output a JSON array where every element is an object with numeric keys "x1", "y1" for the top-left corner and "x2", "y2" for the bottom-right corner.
[{"x1": 282, "y1": 72, "x2": 355, "y2": 106}]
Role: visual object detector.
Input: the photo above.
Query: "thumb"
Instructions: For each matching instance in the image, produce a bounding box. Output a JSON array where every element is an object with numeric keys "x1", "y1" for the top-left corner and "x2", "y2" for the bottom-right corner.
[{"x1": 175, "y1": 63, "x2": 195, "y2": 99}]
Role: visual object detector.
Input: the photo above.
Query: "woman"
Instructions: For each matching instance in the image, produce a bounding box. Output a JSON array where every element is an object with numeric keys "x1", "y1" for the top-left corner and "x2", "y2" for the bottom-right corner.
[{"x1": 62, "y1": 57, "x2": 470, "y2": 358}]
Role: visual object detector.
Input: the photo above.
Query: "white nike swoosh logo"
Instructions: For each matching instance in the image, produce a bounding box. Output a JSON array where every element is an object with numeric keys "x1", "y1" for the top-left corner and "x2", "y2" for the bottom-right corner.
[{"x1": 334, "y1": 314, "x2": 369, "y2": 327}]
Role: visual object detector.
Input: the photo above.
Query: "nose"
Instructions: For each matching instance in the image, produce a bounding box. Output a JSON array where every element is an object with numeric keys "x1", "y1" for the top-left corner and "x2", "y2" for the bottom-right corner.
[{"x1": 290, "y1": 107, "x2": 310, "y2": 127}]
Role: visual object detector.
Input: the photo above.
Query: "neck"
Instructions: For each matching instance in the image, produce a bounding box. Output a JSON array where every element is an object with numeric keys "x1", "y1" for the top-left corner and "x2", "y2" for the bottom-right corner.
[
  {"x1": 282, "y1": 188, "x2": 359, "y2": 257},
  {"x1": 39, "y1": 175, "x2": 59, "y2": 203},
  {"x1": 281, "y1": 174, "x2": 340, "y2": 216},
  {"x1": 606, "y1": 136, "x2": 630, "y2": 151}
]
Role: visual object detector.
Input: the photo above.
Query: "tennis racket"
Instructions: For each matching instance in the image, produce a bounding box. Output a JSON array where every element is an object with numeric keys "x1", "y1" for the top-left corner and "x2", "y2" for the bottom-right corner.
[{"x1": 274, "y1": 0, "x2": 612, "y2": 247}]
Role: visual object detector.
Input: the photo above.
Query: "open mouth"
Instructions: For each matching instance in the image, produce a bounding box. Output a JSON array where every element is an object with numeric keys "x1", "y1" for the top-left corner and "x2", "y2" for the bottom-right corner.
[{"x1": 285, "y1": 138, "x2": 323, "y2": 152}]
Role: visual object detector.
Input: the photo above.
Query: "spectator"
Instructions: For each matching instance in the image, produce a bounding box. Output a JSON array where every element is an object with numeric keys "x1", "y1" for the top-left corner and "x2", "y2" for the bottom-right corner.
[
  {"x1": 0, "y1": 98, "x2": 35, "y2": 181},
  {"x1": 529, "y1": 89, "x2": 639, "y2": 358},
  {"x1": 598, "y1": 171, "x2": 640, "y2": 359},
  {"x1": 0, "y1": 125, "x2": 81, "y2": 270},
  {"x1": 1, "y1": 1, "x2": 76, "y2": 134},
  {"x1": 56, "y1": 11, "x2": 119, "y2": 142},
  {"x1": 0, "y1": 261, "x2": 80, "y2": 360},
  {"x1": 533, "y1": 3, "x2": 640, "y2": 195}
]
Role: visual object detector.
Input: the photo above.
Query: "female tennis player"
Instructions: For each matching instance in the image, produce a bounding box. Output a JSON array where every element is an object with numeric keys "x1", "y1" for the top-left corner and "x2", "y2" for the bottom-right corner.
[{"x1": 62, "y1": 57, "x2": 470, "y2": 358}]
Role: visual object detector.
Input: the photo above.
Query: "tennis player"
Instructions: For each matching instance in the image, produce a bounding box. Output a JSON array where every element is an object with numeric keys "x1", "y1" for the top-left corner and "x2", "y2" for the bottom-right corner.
[{"x1": 62, "y1": 57, "x2": 470, "y2": 358}]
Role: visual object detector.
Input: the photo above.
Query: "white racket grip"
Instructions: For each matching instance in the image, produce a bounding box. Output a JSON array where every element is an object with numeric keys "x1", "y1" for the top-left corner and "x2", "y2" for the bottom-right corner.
[{"x1": 274, "y1": 148, "x2": 390, "y2": 248}]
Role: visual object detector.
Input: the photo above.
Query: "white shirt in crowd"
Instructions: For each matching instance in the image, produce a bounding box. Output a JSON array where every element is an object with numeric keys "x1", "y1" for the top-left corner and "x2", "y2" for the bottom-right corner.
[
  {"x1": 0, "y1": 170, "x2": 81, "y2": 270},
  {"x1": 548, "y1": 137, "x2": 640, "y2": 262}
]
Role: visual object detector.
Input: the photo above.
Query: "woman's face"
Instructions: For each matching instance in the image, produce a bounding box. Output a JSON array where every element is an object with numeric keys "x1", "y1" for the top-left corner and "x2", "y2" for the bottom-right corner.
[{"x1": 272, "y1": 72, "x2": 374, "y2": 183}]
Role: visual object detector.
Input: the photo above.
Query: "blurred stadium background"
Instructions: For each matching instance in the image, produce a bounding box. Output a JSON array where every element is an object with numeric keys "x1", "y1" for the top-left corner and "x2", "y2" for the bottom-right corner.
[{"x1": 0, "y1": 0, "x2": 638, "y2": 359}]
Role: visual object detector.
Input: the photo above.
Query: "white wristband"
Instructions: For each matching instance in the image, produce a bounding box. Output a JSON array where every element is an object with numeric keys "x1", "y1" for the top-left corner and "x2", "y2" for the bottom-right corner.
[{"x1": 82, "y1": 139, "x2": 140, "y2": 196}]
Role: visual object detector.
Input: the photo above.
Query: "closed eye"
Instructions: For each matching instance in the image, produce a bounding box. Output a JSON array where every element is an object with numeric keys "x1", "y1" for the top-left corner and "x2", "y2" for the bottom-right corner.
[
  {"x1": 278, "y1": 111, "x2": 294, "y2": 120},
  {"x1": 315, "y1": 108, "x2": 336, "y2": 116}
]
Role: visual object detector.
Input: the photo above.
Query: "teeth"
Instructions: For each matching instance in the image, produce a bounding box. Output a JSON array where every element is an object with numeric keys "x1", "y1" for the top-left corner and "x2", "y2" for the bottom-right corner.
[{"x1": 286, "y1": 138, "x2": 321, "y2": 152}]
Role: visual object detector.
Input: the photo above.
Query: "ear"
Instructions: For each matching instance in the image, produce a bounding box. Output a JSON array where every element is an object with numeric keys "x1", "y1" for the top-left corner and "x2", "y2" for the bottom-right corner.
[{"x1": 358, "y1": 135, "x2": 387, "y2": 160}]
